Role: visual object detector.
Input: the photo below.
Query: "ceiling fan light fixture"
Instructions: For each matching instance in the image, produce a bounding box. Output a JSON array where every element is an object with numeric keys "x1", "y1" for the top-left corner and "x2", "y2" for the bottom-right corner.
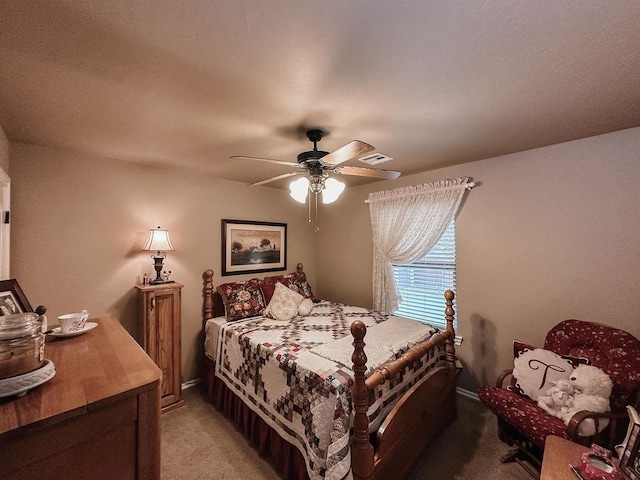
[
  {"x1": 309, "y1": 175, "x2": 325, "y2": 195},
  {"x1": 289, "y1": 177, "x2": 309, "y2": 203},
  {"x1": 322, "y1": 177, "x2": 345, "y2": 204}
]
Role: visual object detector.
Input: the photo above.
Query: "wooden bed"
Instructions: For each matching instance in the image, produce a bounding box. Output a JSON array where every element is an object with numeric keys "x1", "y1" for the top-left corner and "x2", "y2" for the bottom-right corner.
[{"x1": 201, "y1": 264, "x2": 458, "y2": 480}]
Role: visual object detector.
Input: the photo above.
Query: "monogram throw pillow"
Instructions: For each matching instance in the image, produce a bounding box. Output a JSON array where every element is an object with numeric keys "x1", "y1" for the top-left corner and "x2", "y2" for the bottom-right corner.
[{"x1": 511, "y1": 340, "x2": 589, "y2": 400}]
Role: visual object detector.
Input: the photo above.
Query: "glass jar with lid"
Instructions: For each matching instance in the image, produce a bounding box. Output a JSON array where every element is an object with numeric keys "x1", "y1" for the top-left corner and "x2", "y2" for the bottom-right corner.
[{"x1": 0, "y1": 312, "x2": 45, "y2": 379}]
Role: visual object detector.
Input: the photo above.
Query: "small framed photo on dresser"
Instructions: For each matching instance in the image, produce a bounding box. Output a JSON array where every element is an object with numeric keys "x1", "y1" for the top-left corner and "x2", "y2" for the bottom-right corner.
[
  {"x1": 0, "y1": 279, "x2": 33, "y2": 316},
  {"x1": 619, "y1": 406, "x2": 640, "y2": 480}
]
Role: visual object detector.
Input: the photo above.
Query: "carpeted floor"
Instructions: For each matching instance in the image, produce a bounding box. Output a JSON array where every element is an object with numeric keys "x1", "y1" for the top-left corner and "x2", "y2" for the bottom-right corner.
[{"x1": 161, "y1": 387, "x2": 534, "y2": 479}]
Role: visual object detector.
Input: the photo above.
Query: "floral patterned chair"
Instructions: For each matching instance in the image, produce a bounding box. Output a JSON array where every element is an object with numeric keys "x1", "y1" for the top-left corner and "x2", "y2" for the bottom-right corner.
[{"x1": 477, "y1": 320, "x2": 640, "y2": 476}]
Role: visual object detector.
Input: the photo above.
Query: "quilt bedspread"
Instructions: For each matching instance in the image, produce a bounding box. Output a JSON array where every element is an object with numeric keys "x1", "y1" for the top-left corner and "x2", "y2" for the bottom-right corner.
[{"x1": 214, "y1": 301, "x2": 446, "y2": 480}]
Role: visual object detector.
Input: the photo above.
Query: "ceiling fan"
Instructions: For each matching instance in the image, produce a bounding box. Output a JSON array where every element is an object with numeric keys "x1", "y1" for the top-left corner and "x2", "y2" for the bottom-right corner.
[{"x1": 231, "y1": 129, "x2": 401, "y2": 205}]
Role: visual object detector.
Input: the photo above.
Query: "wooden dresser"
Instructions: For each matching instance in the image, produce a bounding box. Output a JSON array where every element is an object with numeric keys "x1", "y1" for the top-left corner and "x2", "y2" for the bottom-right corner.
[
  {"x1": 0, "y1": 317, "x2": 161, "y2": 480},
  {"x1": 136, "y1": 282, "x2": 184, "y2": 412}
]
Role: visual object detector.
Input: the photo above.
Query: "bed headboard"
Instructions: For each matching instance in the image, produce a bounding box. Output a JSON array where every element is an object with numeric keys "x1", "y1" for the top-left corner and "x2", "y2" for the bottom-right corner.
[{"x1": 202, "y1": 263, "x2": 307, "y2": 322}]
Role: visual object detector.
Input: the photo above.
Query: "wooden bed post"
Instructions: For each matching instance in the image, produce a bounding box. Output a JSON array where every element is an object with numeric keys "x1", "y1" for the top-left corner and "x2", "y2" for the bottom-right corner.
[
  {"x1": 351, "y1": 320, "x2": 375, "y2": 480},
  {"x1": 444, "y1": 289, "x2": 457, "y2": 375},
  {"x1": 203, "y1": 269, "x2": 214, "y2": 320}
]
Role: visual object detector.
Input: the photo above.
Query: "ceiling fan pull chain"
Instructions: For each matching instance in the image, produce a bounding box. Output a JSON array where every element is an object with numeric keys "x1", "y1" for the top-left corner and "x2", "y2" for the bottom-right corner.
[
  {"x1": 308, "y1": 194, "x2": 312, "y2": 224},
  {"x1": 314, "y1": 193, "x2": 320, "y2": 232}
]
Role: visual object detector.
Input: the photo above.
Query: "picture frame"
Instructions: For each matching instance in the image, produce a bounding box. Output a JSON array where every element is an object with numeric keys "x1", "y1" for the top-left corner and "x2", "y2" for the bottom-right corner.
[
  {"x1": 221, "y1": 219, "x2": 287, "y2": 276},
  {"x1": 619, "y1": 412, "x2": 640, "y2": 480},
  {"x1": 0, "y1": 279, "x2": 33, "y2": 316}
]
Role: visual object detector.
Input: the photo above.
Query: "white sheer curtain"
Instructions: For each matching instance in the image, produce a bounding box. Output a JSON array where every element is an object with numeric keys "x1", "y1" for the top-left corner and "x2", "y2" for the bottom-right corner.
[{"x1": 368, "y1": 177, "x2": 471, "y2": 313}]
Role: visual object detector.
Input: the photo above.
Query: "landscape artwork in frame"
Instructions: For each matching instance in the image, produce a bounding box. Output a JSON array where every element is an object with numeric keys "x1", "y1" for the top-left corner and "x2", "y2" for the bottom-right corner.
[
  {"x1": 222, "y1": 220, "x2": 287, "y2": 276},
  {"x1": 0, "y1": 279, "x2": 33, "y2": 316}
]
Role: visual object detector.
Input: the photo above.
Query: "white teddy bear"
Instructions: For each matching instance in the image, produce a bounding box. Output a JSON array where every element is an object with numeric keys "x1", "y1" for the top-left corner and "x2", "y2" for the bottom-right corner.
[
  {"x1": 560, "y1": 364, "x2": 613, "y2": 436},
  {"x1": 537, "y1": 379, "x2": 575, "y2": 419}
]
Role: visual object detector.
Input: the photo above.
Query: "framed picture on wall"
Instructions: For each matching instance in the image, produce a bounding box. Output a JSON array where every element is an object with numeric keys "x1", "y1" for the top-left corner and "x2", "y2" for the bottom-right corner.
[
  {"x1": 221, "y1": 219, "x2": 287, "y2": 276},
  {"x1": 0, "y1": 279, "x2": 33, "y2": 316}
]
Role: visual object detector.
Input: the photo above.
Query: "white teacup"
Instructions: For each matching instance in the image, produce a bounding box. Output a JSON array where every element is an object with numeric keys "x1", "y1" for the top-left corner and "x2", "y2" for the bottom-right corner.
[{"x1": 58, "y1": 310, "x2": 89, "y2": 334}]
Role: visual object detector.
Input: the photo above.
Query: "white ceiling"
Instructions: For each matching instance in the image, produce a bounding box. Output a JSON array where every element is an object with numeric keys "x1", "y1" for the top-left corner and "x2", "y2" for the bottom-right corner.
[{"x1": 1, "y1": 1, "x2": 639, "y2": 188}]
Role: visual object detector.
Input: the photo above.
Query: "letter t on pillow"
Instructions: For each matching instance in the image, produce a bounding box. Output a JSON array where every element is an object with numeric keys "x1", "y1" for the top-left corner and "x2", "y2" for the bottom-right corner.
[{"x1": 511, "y1": 341, "x2": 589, "y2": 400}]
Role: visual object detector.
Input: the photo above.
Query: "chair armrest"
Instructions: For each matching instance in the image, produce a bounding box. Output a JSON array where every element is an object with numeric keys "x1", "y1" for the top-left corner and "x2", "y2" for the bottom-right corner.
[
  {"x1": 566, "y1": 410, "x2": 628, "y2": 451},
  {"x1": 496, "y1": 369, "x2": 514, "y2": 388}
]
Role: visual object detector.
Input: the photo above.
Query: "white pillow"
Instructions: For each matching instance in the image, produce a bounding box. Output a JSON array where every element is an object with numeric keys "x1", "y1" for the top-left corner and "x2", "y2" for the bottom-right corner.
[
  {"x1": 265, "y1": 282, "x2": 304, "y2": 321},
  {"x1": 513, "y1": 347, "x2": 578, "y2": 400},
  {"x1": 297, "y1": 298, "x2": 314, "y2": 316}
]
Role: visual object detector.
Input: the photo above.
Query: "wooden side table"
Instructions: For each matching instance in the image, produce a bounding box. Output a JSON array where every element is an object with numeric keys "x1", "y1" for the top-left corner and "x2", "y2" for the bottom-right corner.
[
  {"x1": 541, "y1": 436, "x2": 626, "y2": 480},
  {"x1": 0, "y1": 317, "x2": 161, "y2": 479},
  {"x1": 136, "y1": 282, "x2": 185, "y2": 413}
]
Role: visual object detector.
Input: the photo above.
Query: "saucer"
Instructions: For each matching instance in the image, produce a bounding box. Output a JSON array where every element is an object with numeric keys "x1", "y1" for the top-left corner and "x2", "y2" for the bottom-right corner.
[
  {"x1": 48, "y1": 322, "x2": 98, "y2": 338},
  {"x1": 0, "y1": 359, "x2": 56, "y2": 398}
]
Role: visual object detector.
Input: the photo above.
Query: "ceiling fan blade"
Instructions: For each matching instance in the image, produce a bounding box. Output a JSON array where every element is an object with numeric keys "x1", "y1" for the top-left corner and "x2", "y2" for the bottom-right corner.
[
  {"x1": 231, "y1": 155, "x2": 300, "y2": 168},
  {"x1": 320, "y1": 140, "x2": 375, "y2": 166},
  {"x1": 334, "y1": 165, "x2": 401, "y2": 180},
  {"x1": 248, "y1": 172, "x2": 301, "y2": 187}
]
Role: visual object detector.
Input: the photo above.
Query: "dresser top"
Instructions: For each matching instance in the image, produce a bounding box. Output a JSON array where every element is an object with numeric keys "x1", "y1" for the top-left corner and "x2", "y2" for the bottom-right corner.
[
  {"x1": 135, "y1": 282, "x2": 184, "y2": 292},
  {"x1": 0, "y1": 317, "x2": 161, "y2": 437}
]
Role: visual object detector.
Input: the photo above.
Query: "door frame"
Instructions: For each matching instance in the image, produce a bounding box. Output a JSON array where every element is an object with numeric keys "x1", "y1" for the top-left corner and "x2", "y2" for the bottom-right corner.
[{"x1": 0, "y1": 167, "x2": 10, "y2": 279}]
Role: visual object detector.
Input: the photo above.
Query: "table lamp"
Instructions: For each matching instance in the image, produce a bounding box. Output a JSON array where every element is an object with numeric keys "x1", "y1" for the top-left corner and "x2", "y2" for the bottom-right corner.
[{"x1": 142, "y1": 226, "x2": 175, "y2": 284}]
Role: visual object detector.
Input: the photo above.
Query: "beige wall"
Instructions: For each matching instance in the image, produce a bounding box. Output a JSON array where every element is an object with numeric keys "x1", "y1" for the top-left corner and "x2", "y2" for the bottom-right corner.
[
  {"x1": 317, "y1": 127, "x2": 640, "y2": 393},
  {"x1": 9, "y1": 143, "x2": 317, "y2": 381},
  {"x1": 9, "y1": 127, "x2": 640, "y2": 390}
]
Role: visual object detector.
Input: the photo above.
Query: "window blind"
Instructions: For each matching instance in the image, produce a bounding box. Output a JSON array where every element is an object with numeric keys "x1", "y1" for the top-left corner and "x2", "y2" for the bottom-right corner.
[{"x1": 392, "y1": 220, "x2": 456, "y2": 329}]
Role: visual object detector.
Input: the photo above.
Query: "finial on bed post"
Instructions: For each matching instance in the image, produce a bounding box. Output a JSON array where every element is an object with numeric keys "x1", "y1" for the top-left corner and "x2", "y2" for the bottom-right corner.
[
  {"x1": 444, "y1": 290, "x2": 457, "y2": 375},
  {"x1": 203, "y1": 269, "x2": 215, "y2": 320},
  {"x1": 296, "y1": 262, "x2": 303, "y2": 273},
  {"x1": 351, "y1": 320, "x2": 375, "y2": 479}
]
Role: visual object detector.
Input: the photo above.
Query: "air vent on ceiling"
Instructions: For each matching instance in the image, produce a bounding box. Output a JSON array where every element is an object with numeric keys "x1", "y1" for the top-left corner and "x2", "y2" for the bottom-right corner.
[{"x1": 358, "y1": 152, "x2": 393, "y2": 166}]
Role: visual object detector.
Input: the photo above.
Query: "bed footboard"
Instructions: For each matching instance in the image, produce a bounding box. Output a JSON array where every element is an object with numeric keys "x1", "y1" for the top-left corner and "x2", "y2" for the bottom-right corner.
[{"x1": 351, "y1": 290, "x2": 457, "y2": 480}]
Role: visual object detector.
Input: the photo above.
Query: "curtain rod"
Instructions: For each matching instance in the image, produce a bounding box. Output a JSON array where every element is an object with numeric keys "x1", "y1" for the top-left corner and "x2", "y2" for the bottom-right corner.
[{"x1": 364, "y1": 181, "x2": 476, "y2": 204}]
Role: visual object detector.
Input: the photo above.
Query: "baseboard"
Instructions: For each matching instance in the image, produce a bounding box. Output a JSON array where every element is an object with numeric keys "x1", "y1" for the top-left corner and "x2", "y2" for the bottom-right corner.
[
  {"x1": 182, "y1": 378, "x2": 202, "y2": 390},
  {"x1": 456, "y1": 386, "x2": 479, "y2": 401}
]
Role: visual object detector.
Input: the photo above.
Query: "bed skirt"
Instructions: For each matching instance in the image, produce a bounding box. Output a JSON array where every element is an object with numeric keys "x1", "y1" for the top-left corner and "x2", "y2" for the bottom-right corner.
[{"x1": 203, "y1": 356, "x2": 310, "y2": 480}]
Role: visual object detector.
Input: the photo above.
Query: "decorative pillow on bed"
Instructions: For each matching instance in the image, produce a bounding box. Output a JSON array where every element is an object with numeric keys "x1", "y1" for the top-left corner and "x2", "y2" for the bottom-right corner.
[
  {"x1": 264, "y1": 272, "x2": 315, "y2": 301},
  {"x1": 260, "y1": 277, "x2": 289, "y2": 305},
  {"x1": 217, "y1": 279, "x2": 266, "y2": 322},
  {"x1": 264, "y1": 282, "x2": 304, "y2": 321},
  {"x1": 297, "y1": 298, "x2": 314, "y2": 316},
  {"x1": 284, "y1": 272, "x2": 315, "y2": 300},
  {"x1": 262, "y1": 275, "x2": 291, "y2": 287},
  {"x1": 511, "y1": 340, "x2": 589, "y2": 400}
]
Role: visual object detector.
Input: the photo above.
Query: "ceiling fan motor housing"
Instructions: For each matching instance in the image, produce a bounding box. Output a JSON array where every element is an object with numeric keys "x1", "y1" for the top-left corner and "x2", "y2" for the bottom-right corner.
[{"x1": 297, "y1": 150, "x2": 329, "y2": 164}]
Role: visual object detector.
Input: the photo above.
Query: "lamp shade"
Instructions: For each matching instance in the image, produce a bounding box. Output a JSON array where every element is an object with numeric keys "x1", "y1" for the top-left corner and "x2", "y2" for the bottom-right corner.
[
  {"x1": 142, "y1": 226, "x2": 175, "y2": 252},
  {"x1": 289, "y1": 177, "x2": 310, "y2": 203},
  {"x1": 322, "y1": 178, "x2": 345, "y2": 204}
]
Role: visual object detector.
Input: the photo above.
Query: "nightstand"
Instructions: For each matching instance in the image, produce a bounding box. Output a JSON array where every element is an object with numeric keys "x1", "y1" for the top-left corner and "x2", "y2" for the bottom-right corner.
[{"x1": 136, "y1": 282, "x2": 185, "y2": 413}]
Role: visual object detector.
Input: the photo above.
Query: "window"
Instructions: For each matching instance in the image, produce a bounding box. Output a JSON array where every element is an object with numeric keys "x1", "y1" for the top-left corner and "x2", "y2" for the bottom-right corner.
[{"x1": 392, "y1": 219, "x2": 456, "y2": 329}]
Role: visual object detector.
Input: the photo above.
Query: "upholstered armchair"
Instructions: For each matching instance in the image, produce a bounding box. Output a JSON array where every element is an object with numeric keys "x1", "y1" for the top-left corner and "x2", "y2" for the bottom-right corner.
[{"x1": 477, "y1": 320, "x2": 640, "y2": 475}]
